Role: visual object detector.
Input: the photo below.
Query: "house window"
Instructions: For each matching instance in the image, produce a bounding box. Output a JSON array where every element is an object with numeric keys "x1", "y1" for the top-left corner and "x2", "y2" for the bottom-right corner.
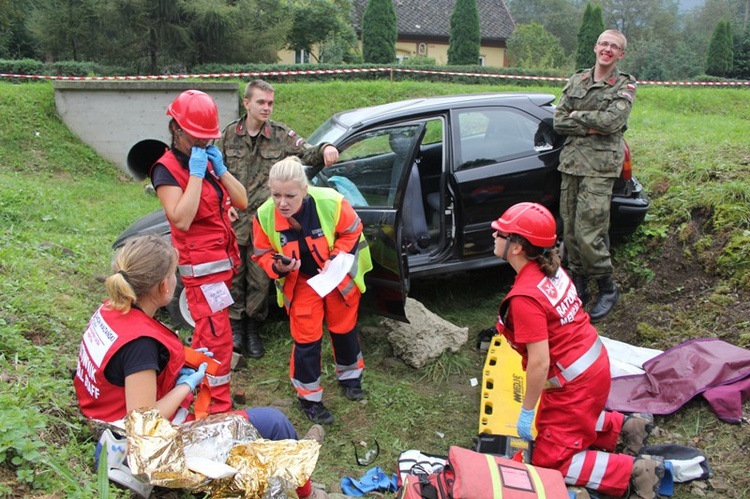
[
  {"x1": 396, "y1": 55, "x2": 410, "y2": 64},
  {"x1": 417, "y1": 43, "x2": 427, "y2": 56},
  {"x1": 478, "y1": 56, "x2": 486, "y2": 66},
  {"x1": 295, "y1": 50, "x2": 310, "y2": 64}
]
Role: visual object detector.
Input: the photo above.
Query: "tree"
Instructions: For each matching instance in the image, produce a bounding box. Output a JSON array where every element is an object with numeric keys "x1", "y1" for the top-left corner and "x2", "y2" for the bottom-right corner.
[
  {"x1": 576, "y1": 3, "x2": 604, "y2": 69},
  {"x1": 506, "y1": 23, "x2": 569, "y2": 70},
  {"x1": 361, "y1": 0, "x2": 397, "y2": 63},
  {"x1": 731, "y1": 27, "x2": 750, "y2": 78},
  {"x1": 447, "y1": 0, "x2": 481, "y2": 65},
  {"x1": 706, "y1": 20, "x2": 734, "y2": 76},
  {"x1": 505, "y1": 0, "x2": 585, "y2": 55},
  {"x1": 287, "y1": 0, "x2": 355, "y2": 63}
]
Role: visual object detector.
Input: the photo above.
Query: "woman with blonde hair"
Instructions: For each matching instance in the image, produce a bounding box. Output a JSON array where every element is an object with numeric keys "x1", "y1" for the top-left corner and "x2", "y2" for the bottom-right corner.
[{"x1": 252, "y1": 156, "x2": 373, "y2": 425}]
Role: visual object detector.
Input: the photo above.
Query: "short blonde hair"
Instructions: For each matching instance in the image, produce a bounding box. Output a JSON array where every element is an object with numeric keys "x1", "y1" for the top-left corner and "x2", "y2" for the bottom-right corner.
[
  {"x1": 598, "y1": 29, "x2": 627, "y2": 51},
  {"x1": 105, "y1": 235, "x2": 177, "y2": 312},
  {"x1": 269, "y1": 156, "x2": 309, "y2": 189}
]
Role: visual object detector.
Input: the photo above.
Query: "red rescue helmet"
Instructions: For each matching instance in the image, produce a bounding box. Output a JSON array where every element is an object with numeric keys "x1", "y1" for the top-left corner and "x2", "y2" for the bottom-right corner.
[
  {"x1": 166, "y1": 90, "x2": 221, "y2": 139},
  {"x1": 491, "y1": 202, "x2": 557, "y2": 248}
]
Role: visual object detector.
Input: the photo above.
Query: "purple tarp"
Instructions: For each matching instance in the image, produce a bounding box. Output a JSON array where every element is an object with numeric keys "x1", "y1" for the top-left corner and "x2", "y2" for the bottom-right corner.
[{"x1": 607, "y1": 338, "x2": 750, "y2": 423}]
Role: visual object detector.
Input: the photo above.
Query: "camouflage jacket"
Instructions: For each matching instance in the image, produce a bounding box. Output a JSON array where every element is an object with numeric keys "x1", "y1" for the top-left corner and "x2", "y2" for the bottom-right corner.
[
  {"x1": 217, "y1": 116, "x2": 328, "y2": 245},
  {"x1": 553, "y1": 66, "x2": 636, "y2": 178}
]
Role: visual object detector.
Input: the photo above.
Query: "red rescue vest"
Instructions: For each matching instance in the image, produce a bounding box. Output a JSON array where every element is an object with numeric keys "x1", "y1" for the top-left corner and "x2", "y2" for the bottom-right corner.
[
  {"x1": 498, "y1": 264, "x2": 599, "y2": 383},
  {"x1": 74, "y1": 303, "x2": 185, "y2": 423},
  {"x1": 158, "y1": 151, "x2": 239, "y2": 286}
]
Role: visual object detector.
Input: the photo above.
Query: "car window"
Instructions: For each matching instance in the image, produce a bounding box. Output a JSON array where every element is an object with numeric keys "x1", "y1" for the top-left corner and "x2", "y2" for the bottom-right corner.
[
  {"x1": 322, "y1": 125, "x2": 422, "y2": 207},
  {"x1": 456, "y1": 108, "x2": 539, "y2": 170}
]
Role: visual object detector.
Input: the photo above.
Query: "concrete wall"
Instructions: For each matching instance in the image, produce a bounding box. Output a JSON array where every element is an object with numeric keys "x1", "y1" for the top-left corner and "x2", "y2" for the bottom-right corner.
[{"x1": 53, "y1": 81, "x2": 240, "y2": 176}]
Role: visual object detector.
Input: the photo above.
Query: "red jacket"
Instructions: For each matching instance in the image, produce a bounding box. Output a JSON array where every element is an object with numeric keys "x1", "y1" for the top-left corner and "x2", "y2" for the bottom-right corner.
[
  {"x1": 158, "y1": 150, "x2": 239, "y2": 287},
  {"x1": 74, "y1": 303, "x2": 185, "y2": 422},
  {"x1": 497, "y1": 264, "x2": 599, "y2": 382}
]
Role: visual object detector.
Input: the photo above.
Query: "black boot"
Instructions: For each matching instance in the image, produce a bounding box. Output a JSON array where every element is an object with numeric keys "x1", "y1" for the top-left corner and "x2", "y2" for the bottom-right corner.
[
  {"x1": 231, "y1": 318, "x2": 246, "y2": 355},
  {"x1": 570, "y1": 272, "x2": 590, "y2": 305},
  {"x1": 245, "y1": 319, "x2": 265, "y2": 358},
  {"x1": 589, "y1": 276, "x2": 621, "y2": 323}
]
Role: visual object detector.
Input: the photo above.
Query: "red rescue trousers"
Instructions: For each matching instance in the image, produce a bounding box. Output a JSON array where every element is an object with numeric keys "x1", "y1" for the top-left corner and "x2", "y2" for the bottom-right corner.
[
  {"x1": 532, "y1": 352, "x2": 634, "y2": 496},
  {"x1": 185, "y1": 277, "x2": 234, "y2": 414}
]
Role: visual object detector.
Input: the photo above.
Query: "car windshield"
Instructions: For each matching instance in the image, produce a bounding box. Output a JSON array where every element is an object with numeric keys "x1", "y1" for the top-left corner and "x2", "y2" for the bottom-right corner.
[{"x1": 308, "y1": 118, "x2": 348, "y2": 145}]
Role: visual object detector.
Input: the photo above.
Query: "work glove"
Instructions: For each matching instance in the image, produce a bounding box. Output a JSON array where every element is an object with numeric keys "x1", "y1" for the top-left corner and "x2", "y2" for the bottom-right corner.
[
  {"x1": 189, "y1": 146, "x2": 208, "y2": 178},
  {"x1": 205, "y1": 145, "x2": 227, "y2": 177},
  {"x1": 517, "y1": 407, "x2": 535, "y2": 441},
  {"x1": 194, "y1": 347, "x2": 214, "y2": 358},
  {"x1": 176, "y1": 362, "x2": 207, "y2": 391}
]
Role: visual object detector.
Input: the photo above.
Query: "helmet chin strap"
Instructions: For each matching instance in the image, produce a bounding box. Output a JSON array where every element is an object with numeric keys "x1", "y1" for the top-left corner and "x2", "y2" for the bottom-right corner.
[{"x1": 502, "y1": 236, "x2": 512, "y2": 261}]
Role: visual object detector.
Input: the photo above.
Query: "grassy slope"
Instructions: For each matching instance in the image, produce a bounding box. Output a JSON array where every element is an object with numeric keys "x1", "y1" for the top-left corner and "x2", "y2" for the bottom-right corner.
[{"x1": 0, "y1": 80, "x2": 748, "y2": 497}]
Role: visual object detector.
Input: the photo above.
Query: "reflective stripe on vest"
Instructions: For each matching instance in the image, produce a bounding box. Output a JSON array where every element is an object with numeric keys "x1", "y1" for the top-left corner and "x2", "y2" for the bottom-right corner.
[
  {"x1": 178, "y1": 257, "x2": 234, "y2": 278},
  {"x1": 546, "y1": 337, "x2": 603, "y2": 389}
]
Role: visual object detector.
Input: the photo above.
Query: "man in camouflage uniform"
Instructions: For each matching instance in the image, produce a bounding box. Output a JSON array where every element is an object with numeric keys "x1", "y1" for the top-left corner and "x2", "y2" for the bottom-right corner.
[
  {"x1": 553, "y1": 29, "x2": 636, "y2": 323},
  {"x1": 218, "y1": 80, "x2": 339, "y2": 358}
]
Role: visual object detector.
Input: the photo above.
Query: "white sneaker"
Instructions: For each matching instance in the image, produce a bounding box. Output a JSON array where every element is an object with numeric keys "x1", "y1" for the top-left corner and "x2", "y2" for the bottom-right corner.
[{"x1": 96, "y1": 429, "x2": 153, "y2": 498}]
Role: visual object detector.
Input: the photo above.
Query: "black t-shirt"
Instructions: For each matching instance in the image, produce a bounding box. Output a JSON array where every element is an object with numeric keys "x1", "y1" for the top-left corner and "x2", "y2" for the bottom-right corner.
[
  {"x1": 103, "y1": 336, "x2": 170, "y2": 386},
  {"x1": 151, "y1": 147, "x2": 190, "y2": 189}
]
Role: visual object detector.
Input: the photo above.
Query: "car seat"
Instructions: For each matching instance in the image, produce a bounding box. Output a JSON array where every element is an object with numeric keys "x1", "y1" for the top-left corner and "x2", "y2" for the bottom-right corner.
[{"x1": 388, "y1": 133, "x2": 431, "y2": 252}]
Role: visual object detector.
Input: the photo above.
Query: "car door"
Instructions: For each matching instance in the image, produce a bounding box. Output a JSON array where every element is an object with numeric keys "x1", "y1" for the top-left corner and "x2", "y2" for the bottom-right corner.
[
  {"x1": 313, "y1": 123, "x2": 427, "y2": 322},
  {"x1": 450, "y1": 106, "x2": 561, "y2": 259}
]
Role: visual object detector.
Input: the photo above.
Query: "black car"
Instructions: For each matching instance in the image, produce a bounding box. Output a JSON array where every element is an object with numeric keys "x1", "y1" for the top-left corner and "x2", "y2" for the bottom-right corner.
[{"x1": 115, "y1": 92, "x2": 649, "y2": 325}]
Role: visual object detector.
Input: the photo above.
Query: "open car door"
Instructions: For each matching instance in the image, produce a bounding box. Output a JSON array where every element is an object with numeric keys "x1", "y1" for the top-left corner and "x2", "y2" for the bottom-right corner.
[{"x1": 311, "y1": 124, "x2": 427, "y2": 322}]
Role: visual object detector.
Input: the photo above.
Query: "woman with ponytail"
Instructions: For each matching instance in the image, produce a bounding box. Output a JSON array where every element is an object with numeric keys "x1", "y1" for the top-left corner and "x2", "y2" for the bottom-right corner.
[{"x1": 490, "y1": 203, "x2": 662, "y2": 499}]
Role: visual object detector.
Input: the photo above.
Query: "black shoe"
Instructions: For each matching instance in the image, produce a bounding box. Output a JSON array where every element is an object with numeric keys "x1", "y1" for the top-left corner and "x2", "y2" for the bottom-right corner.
[
  {"x1": 245, "y1": 319, "x2": 265, "y2": 358},
  {"x1": 298, "y1": 399, "x2": 335, "y2": 425},
  {"x1": 230, "y1": 318, "x2": 246, "y2": 355},
  {"x1": 570, "y1": 272, "x2": 590, "y2": 305},
  {"x1": 342, "y1": 385, "x2": 365, "y2": 401},
  {"x1": 589, "y1": 276, "x2": 620, "y2": 323}
]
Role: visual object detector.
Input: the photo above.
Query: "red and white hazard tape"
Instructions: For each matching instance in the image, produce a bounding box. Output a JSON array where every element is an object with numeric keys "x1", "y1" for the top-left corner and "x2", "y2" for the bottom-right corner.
[{"x1": 1, "y1": 67, "x2": 748, "y2": 86}]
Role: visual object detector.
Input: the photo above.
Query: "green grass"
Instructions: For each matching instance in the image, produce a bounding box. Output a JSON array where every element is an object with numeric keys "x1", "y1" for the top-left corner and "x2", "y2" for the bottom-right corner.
[{"x1": 1, "y1": 80, "x2": 749, "y2": 497}]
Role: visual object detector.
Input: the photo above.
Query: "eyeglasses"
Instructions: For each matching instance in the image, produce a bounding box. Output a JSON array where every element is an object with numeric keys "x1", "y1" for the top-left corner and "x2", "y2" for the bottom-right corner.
[
  {"x1": 493, "y1": 231, "x2": 511, "y2": 240},
  {"x1": 597, "y1": 40, "x2": 623, "y2": 52}
]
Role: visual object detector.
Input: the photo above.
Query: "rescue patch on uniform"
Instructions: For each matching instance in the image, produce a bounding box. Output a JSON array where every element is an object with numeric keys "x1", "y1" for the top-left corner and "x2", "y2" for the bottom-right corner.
[
  {"x1": 288, "y1": 129, "x2": 297, "y2": 137},
  {"x1": 616, "y1": 101, "x2": 627, "y2": 110},
  {"x1": 619, "y1": 91, "x2": 634, "y2": 102},
  {"x1": 295, "y1": 138, "x2": 304, "y2": 147}
]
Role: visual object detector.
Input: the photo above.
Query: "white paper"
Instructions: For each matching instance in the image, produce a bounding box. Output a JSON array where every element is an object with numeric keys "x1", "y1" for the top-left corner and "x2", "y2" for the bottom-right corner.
[
  {"x1": 307, "y1": 253, "x2": 356, "y2": 298},
  {"x1": 200, "y1": 281, "x2": 234, "y2": 313},
  {"x1": 185, "y1": 456, "x2": 238, "y2": 479}
]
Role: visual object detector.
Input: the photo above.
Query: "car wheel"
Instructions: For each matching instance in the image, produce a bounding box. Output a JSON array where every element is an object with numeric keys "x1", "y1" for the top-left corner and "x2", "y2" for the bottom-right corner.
[{"x1": 166, "y1": 275, "x2": 195, "y2": 330}]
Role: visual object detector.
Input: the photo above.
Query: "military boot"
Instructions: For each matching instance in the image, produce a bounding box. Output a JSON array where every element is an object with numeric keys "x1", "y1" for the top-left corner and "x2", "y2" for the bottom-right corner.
[
  {"x1": 589, "y1": 275, "x2": 620, "y2": 323},
  {"x1": 245, "y1": 318, "x2": 265, "y2": 358},
  {"x1": 231, "y1": 317, "x2": 246, "y2": 355},
  {"x1": 629, "y1": 455, "x2": 665, "y2": 499},
  {"x1": 621, "y1": 413, "x2": 654, "y2": 456},
  {"x1": 570, "y1": 272, "x2": 591, "y2": 305}
]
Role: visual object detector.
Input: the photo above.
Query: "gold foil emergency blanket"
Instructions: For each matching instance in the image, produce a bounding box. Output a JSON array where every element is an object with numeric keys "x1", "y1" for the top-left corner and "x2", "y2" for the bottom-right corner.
[{"x1": 124, "y1": 408, "x2": 320, "y2": 496}]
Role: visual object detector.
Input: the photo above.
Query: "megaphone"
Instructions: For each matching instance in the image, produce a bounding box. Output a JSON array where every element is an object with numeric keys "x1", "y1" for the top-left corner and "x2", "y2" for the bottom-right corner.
[{"x1": 127, "y1": 139, "x2": 169, "y2": 181}]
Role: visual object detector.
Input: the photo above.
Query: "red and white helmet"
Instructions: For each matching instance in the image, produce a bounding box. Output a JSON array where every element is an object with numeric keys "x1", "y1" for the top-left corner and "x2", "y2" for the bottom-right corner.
[
  {"x1": 491, "y1": 202, "x2": 557, "y2": 248},
  {"x1": 166, "y1": 90, "x2": 221, "y2": 139}
]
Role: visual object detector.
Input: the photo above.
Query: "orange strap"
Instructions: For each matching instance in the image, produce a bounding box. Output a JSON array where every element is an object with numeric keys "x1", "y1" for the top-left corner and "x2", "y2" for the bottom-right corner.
[{"x1": 183, "y1": 346, "x2": 221, "y2": 419}]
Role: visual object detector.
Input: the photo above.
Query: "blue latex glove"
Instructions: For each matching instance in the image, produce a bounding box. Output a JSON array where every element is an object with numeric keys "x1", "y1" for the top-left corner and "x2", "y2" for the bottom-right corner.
[
  {"x1": 205, "y1": 145, "x2": 227, "y2": 177},
  {"x1": 194, "y1": 347, "x2": 214, "y2": 358},
  {"x1": 189, "y1": 146, "x2": 208, "y2": 178},
  {"x1": 176, "y1": 362, "x2": 207, "y2": 391},
  {"x1": 517, "y1": 407, "x2": 535, "y2": 441}
]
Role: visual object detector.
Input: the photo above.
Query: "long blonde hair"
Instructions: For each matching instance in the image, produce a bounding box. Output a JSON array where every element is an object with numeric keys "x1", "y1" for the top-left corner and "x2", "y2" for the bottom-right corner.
[{"x1": 104, "y1": 235, "x2": 177, "y2": 312}]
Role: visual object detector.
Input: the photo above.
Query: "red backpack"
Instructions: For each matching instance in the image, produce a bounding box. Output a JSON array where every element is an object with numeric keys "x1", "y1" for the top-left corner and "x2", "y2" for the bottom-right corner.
[{"x1": 398, "y1": 446, "x2": 568, "y2": 499}]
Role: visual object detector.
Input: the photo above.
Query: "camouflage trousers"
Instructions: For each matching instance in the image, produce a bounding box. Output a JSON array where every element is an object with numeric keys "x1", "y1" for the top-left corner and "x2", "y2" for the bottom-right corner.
[
  {"x1": 560, "y1": 173, "x2": 615, "y2": 279},
  {"x1": 229, "y1": 244, "x2": 271, "y2": 322}
]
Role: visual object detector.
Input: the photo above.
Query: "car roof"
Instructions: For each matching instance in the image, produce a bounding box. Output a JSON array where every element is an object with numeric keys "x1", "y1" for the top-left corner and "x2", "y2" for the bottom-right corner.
[{"x1": 331, "y1": 93, "x2": 557, "y2": 130}]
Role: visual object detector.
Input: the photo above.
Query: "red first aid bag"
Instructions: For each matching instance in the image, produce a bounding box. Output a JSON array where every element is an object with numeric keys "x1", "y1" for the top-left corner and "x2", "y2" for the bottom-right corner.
[{"x1": 398, "y1": 445, "x2": 568, "y2": 499}]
